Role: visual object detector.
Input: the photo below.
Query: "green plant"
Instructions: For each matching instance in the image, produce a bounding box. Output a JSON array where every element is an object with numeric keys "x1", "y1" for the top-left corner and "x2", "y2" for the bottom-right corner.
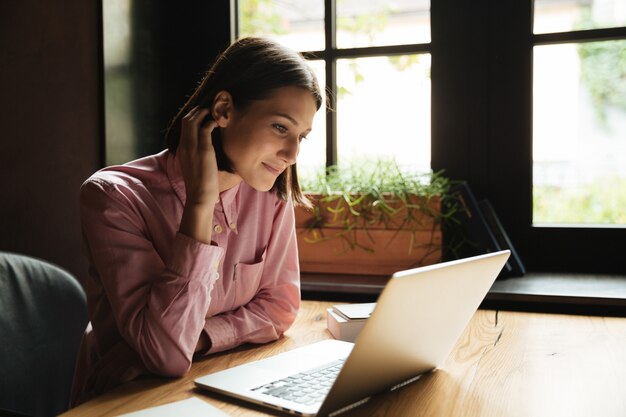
[
  {"x1": 576, "y1": 10, "x2": 626, "y2": 127},
  {"x1": 534, "y1": 175, "x2": 626, "y2": 224},
  {"x1": 238, "y1": 0, "x2": 286, "y2": 37},
  {"x1": 298, "y1": 159, "x2": 454, "y2": 255}
]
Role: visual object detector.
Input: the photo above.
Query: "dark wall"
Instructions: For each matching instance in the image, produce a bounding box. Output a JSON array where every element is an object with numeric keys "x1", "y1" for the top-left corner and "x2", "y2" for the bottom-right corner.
[
  {"x1": 0, "y1": 1, "x2": 232, "y2": 284},
  {"x1": 105, "y1": 1, "x2": 233, "y2": 164},
  {"x1": 431, "y1": 1, "x2": 532, "y2": 268},
  {"x1": 0, "y1": 1, "x2": 101, "y2": 282}
]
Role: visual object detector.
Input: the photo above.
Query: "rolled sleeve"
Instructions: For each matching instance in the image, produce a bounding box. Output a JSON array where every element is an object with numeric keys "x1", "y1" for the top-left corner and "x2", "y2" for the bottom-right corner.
[
  {"x1": 204, "y1": 315, "x2": 237, "y2": 354},
  {"x1": 167, "y1": 232, "x2": 224, "y2": 281}
]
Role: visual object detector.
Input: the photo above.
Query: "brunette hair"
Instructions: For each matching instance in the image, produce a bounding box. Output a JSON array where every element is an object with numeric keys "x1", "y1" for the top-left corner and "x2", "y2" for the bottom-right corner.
[{"x1": 165, "y1": 37, "x2": 322, "y2": 206}]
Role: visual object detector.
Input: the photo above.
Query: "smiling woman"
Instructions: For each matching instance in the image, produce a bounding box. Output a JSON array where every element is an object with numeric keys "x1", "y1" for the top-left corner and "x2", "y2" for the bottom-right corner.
[
  {"x1": 216, "y1": 86, "x2": 317, "y2": 193},
  {"x1": 70, "y1": 37, "x2": 322, "y2": 407}
]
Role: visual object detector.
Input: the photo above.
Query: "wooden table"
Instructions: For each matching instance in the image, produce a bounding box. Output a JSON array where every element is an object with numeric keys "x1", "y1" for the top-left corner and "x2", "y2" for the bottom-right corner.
[{"x1": 60, "y1": 301, "x2": 626, "y2": 417}]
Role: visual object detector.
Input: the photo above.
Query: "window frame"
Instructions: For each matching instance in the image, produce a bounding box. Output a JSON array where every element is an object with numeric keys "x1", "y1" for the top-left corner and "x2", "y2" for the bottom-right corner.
[
  {"x1": 235, "y1": 0, "x2": 626, "y2": 274},
  {"x1": 431, "y1": 0, "x2": 626, "y2": 274},
  {"x1": 530, "y1": 14, "x2": 626, "y2": 273},
  {"x1": 529, "y1": 22, "x2": 626, "y2": 273},
  {"x1": 235, "y1": 0, "x2": 432, "y2": 167}
]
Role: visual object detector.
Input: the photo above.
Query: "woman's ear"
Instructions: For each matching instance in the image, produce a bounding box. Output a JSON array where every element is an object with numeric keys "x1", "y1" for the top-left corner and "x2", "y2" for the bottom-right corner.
[{"x1": 211, "y1": 91, "x2": 233, "y2": 128}]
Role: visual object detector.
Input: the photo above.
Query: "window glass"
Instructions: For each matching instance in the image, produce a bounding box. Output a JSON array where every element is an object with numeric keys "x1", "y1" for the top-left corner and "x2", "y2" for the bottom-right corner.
[
  {"x1": 237, "y1": 0, "x2": 432, "y2": 175},
  {"x1": 103, "y1": 0, "x2": 135, "y2": 165},
  {"x1": 337, "y1": 0, "x2": 430, "y2": 48},
  {"x1": 336, "y1": 54, "x2": 431, "y2": 171},
  {"x1": 238, "y1": 0, "x2": 325, "y2": 52},
  {"x1": 534, "y1": 0, "x2": 626, "y2": 34},
  {"x1": 533, "y1": 40, "x2": 626, "y2": 225}
]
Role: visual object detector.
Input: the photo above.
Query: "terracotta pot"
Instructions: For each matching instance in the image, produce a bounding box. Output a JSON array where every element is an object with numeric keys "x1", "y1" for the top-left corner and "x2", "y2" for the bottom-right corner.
[
  {"x1": 296, "y1": 194, "x2": 440, "y2": 228},
  {"x1": 295, "y1": 193, "x2": 442, "y2": 276}
]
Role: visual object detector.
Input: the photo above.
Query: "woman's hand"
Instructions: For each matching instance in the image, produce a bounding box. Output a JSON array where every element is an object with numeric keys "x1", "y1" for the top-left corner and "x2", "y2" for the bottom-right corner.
[
  {"x1": 177, "y1": 106, "x2": 219, "y2": 244},
  {"x1": 178, "y1": 106, "x2": 219, "y2": 206}
]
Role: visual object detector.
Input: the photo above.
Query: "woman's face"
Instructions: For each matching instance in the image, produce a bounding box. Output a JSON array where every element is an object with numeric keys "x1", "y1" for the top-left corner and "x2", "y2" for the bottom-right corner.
[{"x1": 219, "y1": 86, "x2": 318, "y2": 192}]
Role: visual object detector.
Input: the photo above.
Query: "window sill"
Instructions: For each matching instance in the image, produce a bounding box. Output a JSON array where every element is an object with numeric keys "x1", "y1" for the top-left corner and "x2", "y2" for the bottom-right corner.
[{"x1": 301, "y1": 272, "x2": 626, "y2": 316}]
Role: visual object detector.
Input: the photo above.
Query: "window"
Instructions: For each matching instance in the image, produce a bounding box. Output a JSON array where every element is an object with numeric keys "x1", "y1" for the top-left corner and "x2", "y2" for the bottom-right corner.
[
  {"x1": 428, "y1": 1, "x2": 626, "y2": 274},
  {"x1": 533, "y1": 0, "x2": 626, "y2": 226},
  {"x1": 237, "y1": 0, "x2": 432, "y2": 174},
  {"x1": 235, "y1": 0, "x2": 626, "y2": 274}
]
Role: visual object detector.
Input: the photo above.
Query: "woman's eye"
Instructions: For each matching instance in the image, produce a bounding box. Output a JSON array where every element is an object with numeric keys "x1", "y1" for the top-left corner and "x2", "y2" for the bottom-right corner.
[
  {"x1": 299, "y1": 136, "x2": 308, "y2": 143},
  {"x1": 273, "y1": 124, "x2": 287, "y2": 134}
]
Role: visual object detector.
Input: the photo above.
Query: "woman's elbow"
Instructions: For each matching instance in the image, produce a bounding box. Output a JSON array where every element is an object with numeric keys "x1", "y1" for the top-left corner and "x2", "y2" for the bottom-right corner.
[
  {"x1": 142, "y1": 350, "x2": 192, "y2": 377},
  {"x1": 274, "y1": 308, "x2": 298, "y2": 336}
]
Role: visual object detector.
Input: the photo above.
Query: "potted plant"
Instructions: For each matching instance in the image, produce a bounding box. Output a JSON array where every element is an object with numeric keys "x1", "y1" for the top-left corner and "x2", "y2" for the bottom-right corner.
[{"x1": 296, "y1": 159, "x2": 453, "y2": 276}]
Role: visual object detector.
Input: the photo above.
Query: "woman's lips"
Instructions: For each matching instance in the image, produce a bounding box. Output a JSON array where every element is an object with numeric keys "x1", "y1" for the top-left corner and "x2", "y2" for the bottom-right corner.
[{"x1": 262, "y1": 162, "x2": 282, "y2": 176}]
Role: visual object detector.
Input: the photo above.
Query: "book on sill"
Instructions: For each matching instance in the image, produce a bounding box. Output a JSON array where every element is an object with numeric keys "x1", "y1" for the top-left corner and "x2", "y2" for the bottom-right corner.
[{"x1": 326, "y1": 303, "x2": 376, "y2": 342}]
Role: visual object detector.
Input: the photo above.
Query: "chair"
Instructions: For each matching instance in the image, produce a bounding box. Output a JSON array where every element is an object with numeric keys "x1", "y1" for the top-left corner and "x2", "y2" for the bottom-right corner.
[{"x1": 0, "y1": 252, "x2": 88, "y2": 417}]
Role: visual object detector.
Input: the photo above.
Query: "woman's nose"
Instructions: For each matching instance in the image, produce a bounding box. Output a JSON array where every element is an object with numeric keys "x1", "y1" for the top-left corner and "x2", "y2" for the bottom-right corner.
[{"x1": 281, "y1": 137, "x2": 299, "y2": 165}]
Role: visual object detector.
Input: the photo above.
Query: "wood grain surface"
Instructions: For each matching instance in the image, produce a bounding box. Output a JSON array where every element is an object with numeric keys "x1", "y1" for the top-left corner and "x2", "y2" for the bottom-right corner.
[{"x1": 60, "y1": 301, "x2": 626, "y2": 417}]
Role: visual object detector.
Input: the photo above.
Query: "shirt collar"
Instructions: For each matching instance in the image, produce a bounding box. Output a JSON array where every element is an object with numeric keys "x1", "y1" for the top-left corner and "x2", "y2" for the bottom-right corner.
[
  {"x1": 218, "y1": 181, "x2": 240, "y2": 233},
  {"x1": 166, "y1": 150, "x2": 186, "y2": 204}
]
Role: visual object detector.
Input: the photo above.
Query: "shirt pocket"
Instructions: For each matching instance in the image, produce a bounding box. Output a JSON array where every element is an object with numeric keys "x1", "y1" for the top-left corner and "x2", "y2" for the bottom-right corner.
[{"x1": 231, "y1": 251, "x2": 267, "y2": 308}]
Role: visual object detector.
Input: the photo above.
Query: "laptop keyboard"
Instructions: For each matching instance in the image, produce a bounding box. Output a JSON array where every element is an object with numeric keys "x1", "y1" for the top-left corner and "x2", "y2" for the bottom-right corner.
[{"x1": 251, "y1": 358, "x2": 345, "y2": 406}]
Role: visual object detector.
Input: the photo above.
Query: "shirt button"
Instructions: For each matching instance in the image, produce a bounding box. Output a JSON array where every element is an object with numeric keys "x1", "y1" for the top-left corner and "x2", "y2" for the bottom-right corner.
[
  {"x1": 213, "y1": 224, "x2": 223, "y2": 234},
  {"x1": 229, "y1": 222, "x2": 237, "y2": 230}
]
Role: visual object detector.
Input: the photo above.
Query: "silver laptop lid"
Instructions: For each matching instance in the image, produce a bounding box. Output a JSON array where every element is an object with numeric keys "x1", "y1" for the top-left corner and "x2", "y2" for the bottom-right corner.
[{"x1": 318, "y1": 250, "x2": 510, "y2": 415}]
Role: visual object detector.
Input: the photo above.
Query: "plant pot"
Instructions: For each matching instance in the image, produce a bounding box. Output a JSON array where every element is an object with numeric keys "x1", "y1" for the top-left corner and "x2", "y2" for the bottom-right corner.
[{"x1": 295, "y1": 193, "x2": 442, "y2": 276}]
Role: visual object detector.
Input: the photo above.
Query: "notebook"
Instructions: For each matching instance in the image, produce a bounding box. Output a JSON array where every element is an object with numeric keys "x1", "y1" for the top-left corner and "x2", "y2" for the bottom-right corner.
[
  {"x1": 195, "y1": 250, "x2": 510, "y2": 416},
  {"x1": 331, "y1": 302, "x2": 376, "y2": 320},
  {"x1": 116, "y1": 397, "x2": 230, "y2": 417},
  {"x1": 326, "y1": 307, "x2": 368, "y2": 342}
]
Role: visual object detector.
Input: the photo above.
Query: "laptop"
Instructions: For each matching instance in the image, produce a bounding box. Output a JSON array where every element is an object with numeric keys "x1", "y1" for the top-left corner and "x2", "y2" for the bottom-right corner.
[{"x1": 195, "y1": 250, "x2": 510, "y2": 416}]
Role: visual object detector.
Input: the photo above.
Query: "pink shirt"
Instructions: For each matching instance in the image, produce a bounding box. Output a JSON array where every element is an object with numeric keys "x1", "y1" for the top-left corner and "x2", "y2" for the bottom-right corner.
[{"x1": 71, "y1": 150, "x2": 300, "y2": 404}]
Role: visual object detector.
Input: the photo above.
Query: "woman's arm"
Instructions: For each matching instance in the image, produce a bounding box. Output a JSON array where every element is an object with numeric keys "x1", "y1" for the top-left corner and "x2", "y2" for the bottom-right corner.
[
  {"x1": 201, "y1": 198, "x2": 301, "y2": 354},
  {"x1": 177, "y1": 107, "x2": 219, "y2": 244},
  {"x1": 82, "y1": 107, "x2": 222, "y2": 376},
  {"x1": 80, "y1": 178, "x2": 223, "y2": 377}
]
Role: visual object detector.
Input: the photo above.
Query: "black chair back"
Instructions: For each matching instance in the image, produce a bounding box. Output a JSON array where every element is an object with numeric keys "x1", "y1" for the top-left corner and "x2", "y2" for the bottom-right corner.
[{"x1": 0, "y1": 252, "x2": 87, "y2": 417}]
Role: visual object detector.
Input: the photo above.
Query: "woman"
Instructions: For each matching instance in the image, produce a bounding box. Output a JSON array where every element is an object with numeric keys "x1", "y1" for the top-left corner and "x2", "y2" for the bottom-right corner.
[{"x1": 71, "y1": 37, "x2": 322, "y2": 406}]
